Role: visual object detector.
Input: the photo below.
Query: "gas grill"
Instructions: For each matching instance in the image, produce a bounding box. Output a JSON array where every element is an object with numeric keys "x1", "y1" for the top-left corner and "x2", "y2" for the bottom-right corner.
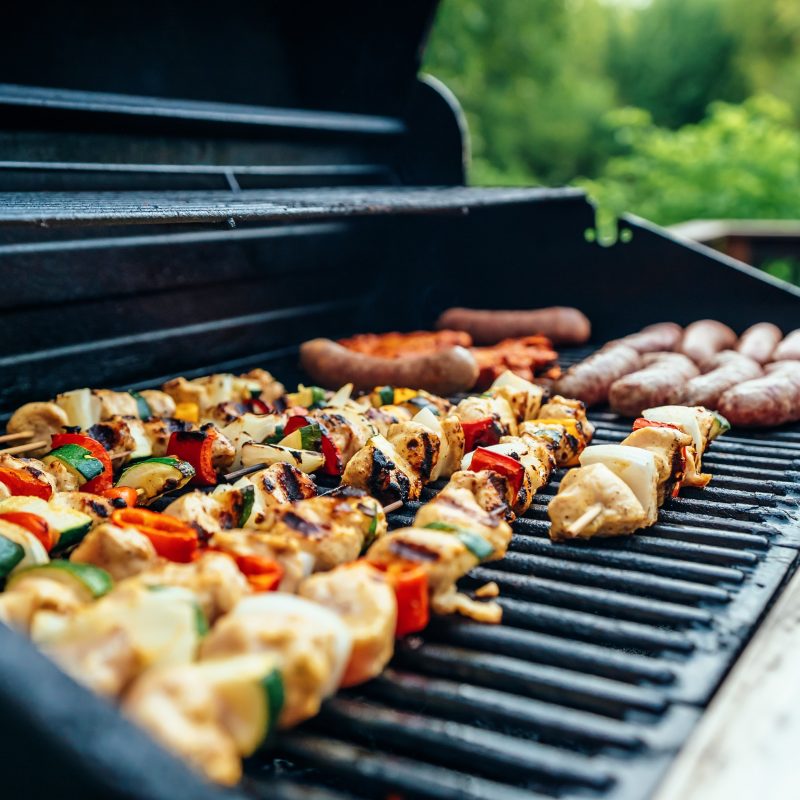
[{"x1": 2, "y1": 2, "x2": 800, "y2": 799}]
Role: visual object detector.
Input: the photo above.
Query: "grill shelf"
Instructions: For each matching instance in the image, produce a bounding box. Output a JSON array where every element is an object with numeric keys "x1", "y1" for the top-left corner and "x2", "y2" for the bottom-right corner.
[{"x1": 239, "y1": 345, "x2": 800, "y2": 800}]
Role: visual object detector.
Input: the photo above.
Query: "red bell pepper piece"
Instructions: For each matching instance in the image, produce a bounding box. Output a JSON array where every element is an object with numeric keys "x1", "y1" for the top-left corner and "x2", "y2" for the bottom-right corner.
[
  {"x1": 283, "y1": 415, "x2": 343, "y2": 476},
  {"x1": 51, "y1": 432, "x2": 113, "y2": 493},
  {"x1": 233, "y1": 553, "x2": 284, "y2": 592},
  {"x1": 166, "y1": 429, "x2": 217, "y2": 486},
  {"x1": 380, "y1": 562, "x2": 430, "y2": 637},
  {"x1": 469, "y1": 447, "x2": 525, "y2": 499},
  {"x1": 0, "y1": 467, "x2": 53, "y2": 500},
  {"x1": 248, "y1": 397, "x2": 272, "y2": 415},
  {"x1": 460, "y1": 417, "x2": 501, "y2": 452},
  {"x1": 101, "y1": 486, "x2": 139, "y2": 507},
  {"x1": 0, "y1": 512, "x2": 53, "y2": 552},
  {"x1": 111, "y1": 507, "x2": 198, "y2": 562}
]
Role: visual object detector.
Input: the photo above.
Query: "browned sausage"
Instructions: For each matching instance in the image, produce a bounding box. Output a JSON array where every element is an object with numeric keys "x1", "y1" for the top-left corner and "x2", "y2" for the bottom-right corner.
[
  {"x1": 736, "y1": 323, "x2": 782, "y2": 364},
  {"x1": 610, "y1": 322, "x2": 683, "y2": 353},
  {"x1": 554, "y1": 344, "x2": 641, "y2": 407},
  {"x1": 773, "y1": 328, "x2": 800, "y2": 361},
  {"x1": 300, "y1": 338, "x2": 479, "y2": 394},
  {"x1": 717, "y1": 362, "x2": 800, "y2": 427},
  {"x1": 609, "y1": 353, "x2": 699, "y2": 417},
  {"x1": 435, "y1": 307, "x2": 591, "y2": 345},
  {"x1": 682, "y1": 351, "x2": 762, "y2": 408},
  {"x1": 680, "y1": 320, "x2": 737, "y2": 367}
]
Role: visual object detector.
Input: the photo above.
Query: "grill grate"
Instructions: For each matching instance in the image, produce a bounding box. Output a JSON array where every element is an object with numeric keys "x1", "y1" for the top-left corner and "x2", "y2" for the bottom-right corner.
[{"x1": 244, "y1": 347, "x2": 800, "y2": 800}]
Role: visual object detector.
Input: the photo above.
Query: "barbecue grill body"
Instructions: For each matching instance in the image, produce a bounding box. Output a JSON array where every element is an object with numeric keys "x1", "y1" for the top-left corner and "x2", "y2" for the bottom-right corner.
[{"x1": 2, "y1": 4, "x2": 800, "y2": 800}]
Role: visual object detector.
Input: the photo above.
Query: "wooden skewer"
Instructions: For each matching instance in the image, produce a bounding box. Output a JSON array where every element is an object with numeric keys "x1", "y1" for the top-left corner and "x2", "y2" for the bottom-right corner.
[
  {"x1": 382, "y1": 500, "x2": 403, "y2": 514},
  {"x1": 566, "y1": 503, "x2": 603, "y2": 537},
  {"x1": 0, "y1": 429, "x2": 34, "y2": 444},
  {"x1": 0, "y1": 439, "x2": 49, "y2": 456}
]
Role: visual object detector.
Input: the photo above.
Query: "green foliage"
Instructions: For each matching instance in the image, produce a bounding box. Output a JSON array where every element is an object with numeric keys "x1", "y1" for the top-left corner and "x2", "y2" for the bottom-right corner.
[{"x1": 583, "y1": 95, "x2": 800, "y2": 226}]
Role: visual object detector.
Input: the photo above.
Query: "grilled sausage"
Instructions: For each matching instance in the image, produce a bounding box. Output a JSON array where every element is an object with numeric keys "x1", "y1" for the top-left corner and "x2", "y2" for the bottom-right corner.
[
  {"x1": 300, "y1": 338, "x2": 478, "y2": 394},
  {"x1": 773, "y1": 328, "x2": 800, "y2": 361},
  {"x1": 683, "y1": 351, "x2": 762, "y2": 408},
  {"x1": 554, "y1": 344, "x2": 641, "y2": 407},
  {"x1": 717, "y1": 361, "x2": 800, "y2": 427},
  {"x1": 680, "y1": 320, "x2": 737, "y2": 367},
  {"x1": 608, "y1": 353, "x2": 699, "y2": 417},
  {"x1": 611, "y1": 322, "x2": 683, "y2": 353},
  {"x1": 435, "y1": 306, "x2": 591, "y2": 345},
  {"x1": 736, "y1": 323, "x2": 782, "y2": 364}
]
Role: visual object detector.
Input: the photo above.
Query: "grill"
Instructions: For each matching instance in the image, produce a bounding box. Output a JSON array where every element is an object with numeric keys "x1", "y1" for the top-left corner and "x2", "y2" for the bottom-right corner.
[{"x1": 2, "y1": 3, "x2": 800, "y2": 799}]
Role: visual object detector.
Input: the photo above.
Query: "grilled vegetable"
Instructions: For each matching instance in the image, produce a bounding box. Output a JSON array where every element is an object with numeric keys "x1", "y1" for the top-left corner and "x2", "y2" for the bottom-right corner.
[
  {"x1": 101, "y1": 487, "x2": 138, "y2": 507},
  {"x1": 167, "y1": 429, "x2": 218, "y2": 486},
  {"x1": 239, "y1": 442, "x2": 324, "y2": 474},
  {"x1": 0, "y1": 466, "x2": 53, "y2": 500},
  {"x1": 0, "y1": 520, "x2": 49, "y2": 572},
  {"x1": 286, "y1": 385, "x2": 326, "y2": 409},
  {"x1": 0, "y1": 496, "x2": 92, "y2": 552},
  {"x1": 377, "y1": 562, "x2": 429, "y2": 637},
  {"x1": 423, "y1": 521, "x2": 494, "y2": 560},
  {"x1": 282, "y1": 417, "x2": 342, "y2": 476},
  {"x1": 50, "y1": 433, "x2": 113, "y2": 493},
  {"x1": 464, "y1": 446, "x2": 525, "y2": 499},
  {"x1": 111, "y1": 507, "x2": 198, "y2": 562},
  {"x1": 55, "y1": 388, "x2": 101, "y2": 430},
  {"x1": 173, "y1": 402, "x2": 200, "y2": 423},
  {"x1": 129, "y1": 391, "x2": 153, "y2": 421},
  {"x1": 115, "y1": 456, "x2": 195, "y2": 503},
  {"x1": 0, "y1": 511, "x2": 52, "y2": 551},
  {"x1": 43, "y1": 444, "x2": 104, "y2": 487},
  {"x1": 8, "y1": 560, "x2": 112, "y2": 601},
  {"x1": 0, "y1": 534, "x2": 24, "y2": 579}
]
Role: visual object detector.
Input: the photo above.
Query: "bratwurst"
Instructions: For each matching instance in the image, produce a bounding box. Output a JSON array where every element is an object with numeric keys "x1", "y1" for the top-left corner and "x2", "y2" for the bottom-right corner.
[
  {"x1": 717, "y1": 361, "x2": 800, "y2": 427},
  {"x1": 300, "y1": 338, "x2": 479, "y2": 394},
  {"x1": 608, "y1": 353, "x2": 699, "y2": 417},
  {"x1": 680, "y1": 320, "x2": 737, "y2": 367},
  {"x1": 611, "y1": 322, "x2": 683, "y2": 354},
  {"x1": 682, "y1": 351, "x2": 762, "y2": 408},
  {"x1": 554, "y1": 344, "x2": 641, "y2": 407},
  {"x1": 435, "y1": 306, "x2": 591, "y2": 345},
  {"x1": 773, "y1": 328, "x2": 800, "y2": 361},
  {"x1": 736, "y1": 323, "x2": 782, "y2": 364}
]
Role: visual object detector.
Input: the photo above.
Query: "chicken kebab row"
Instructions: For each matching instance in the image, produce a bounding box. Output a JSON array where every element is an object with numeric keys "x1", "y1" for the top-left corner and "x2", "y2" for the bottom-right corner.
[{"x1": 549, "y1": 404, "x2": 729, "y2": 540}]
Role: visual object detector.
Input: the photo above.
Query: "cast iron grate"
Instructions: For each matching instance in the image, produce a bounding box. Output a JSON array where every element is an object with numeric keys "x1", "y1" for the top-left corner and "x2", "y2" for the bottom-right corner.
[{"x1": 246, "y1": 345, "x2": 800, "y2": 800}]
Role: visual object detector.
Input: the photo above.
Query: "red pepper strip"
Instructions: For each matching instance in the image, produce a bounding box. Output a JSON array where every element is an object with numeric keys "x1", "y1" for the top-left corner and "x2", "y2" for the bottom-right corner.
[
  {"x1": 101, "y1": 487, "x2": 139, "y2": 507},
  {"x1": 235, "y1": 553, "x2": 284, "y2": 592},
  {"x1": 111, "y1": 508, "x2": 198, "y2": 562},
  {"x1": 283, "y1": 415, "x2": 343, "y2": 476},
  {"x1": 248, "y1": 398, "x2": 272, "y2": 415},
  {"x1": 460, "y1": 417, "x2": 501, "y2": 453},
  {"x1": 51, "y1": 433, "x2": 113, "y2": 493},
  {"x1": 0, "y1": 467, "x2": 53, "y2": 501},
  {"x1": 632, "y1": 418, "x2": 682, "y2": 433},
  {"x1": 378, "y1": 562, "x2": 430, "y2": 637},
  {"x1": 0, "y1": 512, "x2": 53, "y2": 551},
  {"x1": 166, "y1": 429, "x2": 217, "y2": 486},
  {"x1": 469, "y1": 447, "x2": 525, "y2": 500}
]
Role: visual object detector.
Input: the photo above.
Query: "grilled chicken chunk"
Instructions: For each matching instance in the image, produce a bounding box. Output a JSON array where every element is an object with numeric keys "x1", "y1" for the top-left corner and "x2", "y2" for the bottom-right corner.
[
  {"x1": 548, "y1": 462, "x2": 648, "y2": 540},
  {"x1": 266, "y1": 491, "x2": 386, "y2": 571},
  {"x1": 201, "y1": 594, "x2": 352, "y2": 728},
  {"x1": 54, "y1": 491, "x2": 118, "y2": 527},
  {"x1": 386, "y1": 420, "x2": 441, "y2": 484},
  {"x1": 621, "y1": 426, "x2": 693, "y2": 505},
  {"x1": 309, "y1": 409, "x2": 375, "y2": 465},
  {"x1": 71, "y1": 523, "x2": 160, "y2": 581},
  {"x1": 243, "y1": 463, "x2": 318, "y2": 528},
  {"x1": 93, "y1": 389, "x2": 139, "y2": 420},
  {"x1": 342, "y1": 434, "x2": 422, "y2": 503},
  {"x1": 520, "y1": 419, "x2": 586, "y2": 468},
  {"x1": 0, "y1": 574, "x2": 86, "y2": 632},
  {"x1": 538, "y1": 395, "x2": 595, "y2": 439},
  {"x1": 456, "y1": 395, "x2": 517, "y2": 437},
  {"x1": 239, "y1": 368, "x2": 285, "y2": 403},
  {"x1": 137, "y1": 390, "x2": 176, "y2": 418},
  {"x1": 486, "y1": 371, "x2": 546, "y2": 423},
  {"x1": 299, "y1": 561, "x2": 396, "y2": 687},
  {"x1": 163, "y1": 491, "x2": 242, "y2": 543}
]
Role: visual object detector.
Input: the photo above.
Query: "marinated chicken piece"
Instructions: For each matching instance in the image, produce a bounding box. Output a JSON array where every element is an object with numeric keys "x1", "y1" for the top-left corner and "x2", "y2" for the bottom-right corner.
[
  {"x1": 210, "y1": 528, "x2": 312, "y2": 593},
  {"x1": 309, "y1": 409, "x2": 375, "y2": 464},
  {"x1": 53, "y1": 492, "x2": 117, "y2": 527},
  {"x1": 342, "y1": 434, "x2": 422, "y2": 504},
  {"x1": 133, "y1": 552, "x2": 248, "y2": 623},
  {"x1": 71, "y1": 523, "x2": 160, "y2": 581},
  {"x1": 201, "y1": 594, "x2": 352, "y2": 728},
  {"x1": 0, "y1": 453, "x2": 56, "y2": 496},
  {"x1": 436, "y1": 415, "x2": 467, "y2": 479},
  {"x1": 267, "y1": 491, "x2": 386, "y2": 571},
  {"x1": 548, "y1": 463, "x2": 648, "y2": 541},
  {"x1": 124, "y1": 664, "x2": 242, "y2": 785},
  {"x1": 93, "y1": 389, "x2": 139, "y2": 420},
  {"x1": 0, "y1": 575, "x2": 86, "y2": 632},
  {"x1": 456, "y1": 395, "x2": 517, "y2": 437},
  {"x1": 621, "y1": 426, "x2": 693, "y2": 505},
  {"x1": 142, "y1": 417, "x2": 194, "y2": 457},
  {"x1": 203, "y1": 401, "x2": 251, "y2": 427},
  {"x1": 486, "y1": 371, "x2": 546, "y2": 423},
  {"x1": 520, "y1": 419, "x2": 586, "y2": 468},
  {"x1": 137, "y1": 389, "x2": 176, "y2": 419},
  {"x1": 206, "y1": 424, "x2": 235, "y2": 472},
  {"x1": 42, "y1": 456, "x2": 82, "y2": 492},
  {"x1": 386, "y1": 420, "x2": 441, "y2": 483},
  {"x1": 163, "y1": 491, "x2": 240, "y2": 543},
  {"x1": 414, "y1": 472, "x2": 513, "y2": 559},
  {"x1": 243, "y1": 463, "x2": 318, "y2": 528},
  {"x1": 538, "y1": 395, "x2": 595, "y2": 439},
  {"x1": 299, "y1": 561, "x2": 396, "y2": 687},
  {"x1": 450, "y1": 469, "x2": 516, "y2": 519},
  {"x1": 362, "y1": 405, "x2": 407, "y2": 435},
  {"x1": 6, "y1": 402, "x2": 70, "y2": 455},
  {"x1": 163, "y1": 375, "x2": 237, "y2": 410},
  {"x1": 239, "y1": 368, "x2": 285, "y2": 403},
  {"x1": 87, "y1": 417, "x2": 137, "y2": 460}
]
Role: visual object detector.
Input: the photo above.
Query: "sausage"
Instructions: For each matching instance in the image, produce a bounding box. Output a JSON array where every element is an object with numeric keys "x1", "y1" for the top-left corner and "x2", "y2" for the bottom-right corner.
[
  {"x1": 680, "y1": 320, "x2": 737, "y2": 367},
  {"x1": 608, "y1": 353, "x2": 699, "y2": 417},
  {"x1": 554, "y1": 344, "x2": 641, "y2": 407},
  {"x1": 682, "y1": 351, "x2": 762, "y2": 408},
  {"x1": 610, "y1": 322, "x2": 683, "y2": 353},
  {"x1": 773, "y1": 328, "x2": 800, "y2": 361},
  {"x1": 435, "y1": 306, "x2": 591, "y2": 345},
  {"x1": 300, "y1": 338, "x2": 479, "y2": 395},
  {"x1": 717, "y1": 362, "x2": 800, "y2": 427},
  {"x1": 736, "y1": 323, "x2": 782, "y2": 364}
]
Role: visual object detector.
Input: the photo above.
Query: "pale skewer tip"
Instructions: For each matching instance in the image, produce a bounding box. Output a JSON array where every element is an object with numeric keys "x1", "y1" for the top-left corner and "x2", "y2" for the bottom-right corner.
[
  {"x1": 566, "y1": 503, "x2": 603, "y2": 537},
  {"x1": 0, "y1": 439, "x2": 50, "y2": 456},
  {"x1": 0, "y1": 429, "x2": 35, "y2": 444}
]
